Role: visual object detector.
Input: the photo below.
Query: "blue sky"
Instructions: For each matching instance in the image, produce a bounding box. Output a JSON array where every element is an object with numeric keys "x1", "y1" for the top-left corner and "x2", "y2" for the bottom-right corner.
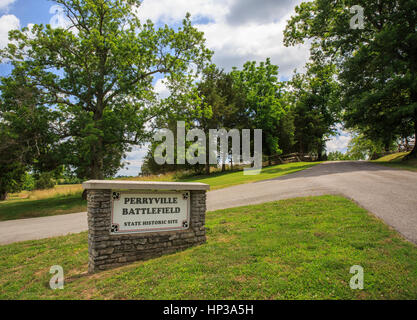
[{"x1": 0, "y1": 0, "x2": 351, "y2": 176}]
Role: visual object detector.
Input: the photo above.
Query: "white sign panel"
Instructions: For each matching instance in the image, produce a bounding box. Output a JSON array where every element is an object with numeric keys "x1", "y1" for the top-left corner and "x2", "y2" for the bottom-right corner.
[{"x1": 110, "y1": 191, "x2": 190, "y2": 234}]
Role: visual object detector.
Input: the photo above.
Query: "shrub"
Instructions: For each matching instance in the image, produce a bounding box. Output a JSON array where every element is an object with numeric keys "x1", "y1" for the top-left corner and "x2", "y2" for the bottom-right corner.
[
  {"x1": 34, "y1": 172, "x2": 56, "y2": 190},
  {"x1": 22, "y1": 173, "x2": 35, "y2": 191}
]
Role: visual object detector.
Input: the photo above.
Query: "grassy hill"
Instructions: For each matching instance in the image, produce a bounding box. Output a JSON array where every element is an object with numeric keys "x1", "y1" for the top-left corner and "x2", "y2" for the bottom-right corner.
[
  {"x1": 1, "y1": 195, "x2": 416, "y2": 300},
  {"x1": 373, "y1": 152, "x2": 417, "y2": 172},
  {"x1": 0, "y1": 162, "x2": 319, "y2": 222}
]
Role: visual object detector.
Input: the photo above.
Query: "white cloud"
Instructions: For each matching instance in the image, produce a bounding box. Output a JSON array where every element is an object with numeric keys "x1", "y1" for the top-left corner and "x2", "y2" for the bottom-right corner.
[
  {"x1": 49, "y1": 5, "x2": 72, "y2": 29},
  {"x1": 154, "y1": 78, "x2": 170, "y2": 99},
  {"x1": 0, "y1": 0, "x2": 16, "y2": 12},
  {"x1": 136, "y1": 0, "x2": 309, "y2": 77},
  {"x1": 0, "y1": 14, "x2": 19, "y2": 48},
  {"x1": 135, "y1": 0, "x2": 229, "y2": 24},
  {"x1": 122, "y1": 0, "x2": 312, "y2": 175},
  {"x1": 226, "y1": 0, "x2": 298, "y2": 25},
  {"x1": 117, "y1": 164, "x2": 142, "y2": 177},
  {"x1": 326, "y1": 129, "x2": 352, "y2": 154},
  {"x1": 118, "y1": 146, "x2": 149, "y2": 176},
  {"x1": 195, "y1": 13, "x2": 309, "y2": 76},
  {"x1": 125, "y1": 146, "x2": 149, "y2": 162}
]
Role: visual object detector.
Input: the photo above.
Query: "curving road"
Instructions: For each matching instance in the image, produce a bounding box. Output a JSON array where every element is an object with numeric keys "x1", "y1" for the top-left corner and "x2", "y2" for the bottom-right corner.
[{"x1": 1, "y1": 161, "x2": 416, "y2": 245}]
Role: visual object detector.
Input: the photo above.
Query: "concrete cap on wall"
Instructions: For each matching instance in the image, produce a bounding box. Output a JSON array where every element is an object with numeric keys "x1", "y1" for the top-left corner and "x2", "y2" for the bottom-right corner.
[{"x1": 82, "y1": 180, "x2": 210, "y2": 191}]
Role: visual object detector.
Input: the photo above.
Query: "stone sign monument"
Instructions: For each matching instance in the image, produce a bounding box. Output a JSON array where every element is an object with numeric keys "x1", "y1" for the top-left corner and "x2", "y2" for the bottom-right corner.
[{"x1": 82, "y1": 180, "x2": 210, "y2": 273}]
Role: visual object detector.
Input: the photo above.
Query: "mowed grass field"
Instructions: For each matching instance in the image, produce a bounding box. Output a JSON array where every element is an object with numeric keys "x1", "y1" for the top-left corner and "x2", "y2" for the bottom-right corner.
[
  {"x1": 0, "y1": 162, "x2": 319, "y2": 221},
  {"x1": 0, "y1": 185, "x2": 86, "y2": 221},
  {"x1": 127, "y1": 162, "x2": 319, "y2": 190},
  {"x1": 373, "y1": 152, "x2": 417, "y2": 172},
  {"x1": 1, "y1": 195, "x2": 416, "y2": 300}
]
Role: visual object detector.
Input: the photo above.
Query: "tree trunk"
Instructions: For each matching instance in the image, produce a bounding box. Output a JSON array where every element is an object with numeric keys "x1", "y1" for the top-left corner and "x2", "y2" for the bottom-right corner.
[
  {"x1": 409, "y1": 144, "x2": 417, "y2": 159},
  {"x1": 299, "y1": 135, "x2": 303, "y2": 154},
  {"x1": 384, "y1": 134, "x2": 392, "y2": 153},
  {"x1": 0, "y1": 192, "x2": 8, "y2": 201},
  {"x1": 205, "y1": 139, "x2": 210, "y2": 175},
  {"x1": 85, "y1": 108, "x2": 104, "y2": 199},
  {"x1": 91, "y1": 158, "x2": 103, "y2": 180},
  {"x1": 317, "y1": 142, "x2": 324, "y2": 161},
  {"x1": 405, "y1": 110, "x2": 417, "y2": 160}
]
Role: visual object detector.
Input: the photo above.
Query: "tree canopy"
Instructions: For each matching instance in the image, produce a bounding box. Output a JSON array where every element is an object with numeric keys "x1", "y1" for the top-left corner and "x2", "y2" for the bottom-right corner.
[
  {"x1": 0, "y1": 0, "x2": 212, "y2": 180},
  {"x1": 284, "y1": 0, "x2": 417, "y2": 158},
  {"x1": 231, "y1": 58, "x2": 288, "y2": 159},
  {"x1": 1, "y1": 0, "x2": 415, "y2": 197}
]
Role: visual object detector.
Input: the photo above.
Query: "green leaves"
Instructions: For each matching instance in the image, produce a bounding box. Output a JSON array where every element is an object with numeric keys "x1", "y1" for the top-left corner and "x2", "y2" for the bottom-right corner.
[
  {"x1": 285, "y1": 0, "x2": 417, "y2": 157},
  {"x1": 0, "y1": 68, "x2": 60, "y2": 198},
  {"x1": 231, "y1": 59, "x2": 287, "y2": 156},
  {"x1": 1, "y1": 0, "x2": 212, "y2": 179},
  {"x1": 288, "y1": 54, "x2": 340, "y2": 158}
]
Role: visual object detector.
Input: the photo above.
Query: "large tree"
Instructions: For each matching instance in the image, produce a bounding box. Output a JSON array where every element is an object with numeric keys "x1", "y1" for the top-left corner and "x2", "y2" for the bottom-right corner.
[
  {"x1": 284, "y1": 0, "x2": 417, "y2": 159},
  {"x1": 196, "y1": 66, "x2": 246, "y2": 173},
  {"x1": 0, "y1": 125, "x2": 27, "y2": 200},
  {"x1": 141, "y1": 83, "x2": 211, "y2": 176},
  {"x1": 0, "y1": 69, "x2": 58, "y2": 200},
  {"x1": 289, "y1": 56, "x2": 339, "y2": 159},
  {"x1": 141, "y1": 66, "x2": 240, "y2": 176},
  {"x1": 231, "y1": 58, "x2": 288, "y2": 160},
  {"x1": 0, "y1": 0, "x2": 212, "y2": 180}
]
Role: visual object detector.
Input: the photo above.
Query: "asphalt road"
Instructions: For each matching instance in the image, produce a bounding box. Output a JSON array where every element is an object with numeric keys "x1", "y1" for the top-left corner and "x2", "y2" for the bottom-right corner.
[{"x1": 1, "y1": 161, "x2": 416, "y2": 245}]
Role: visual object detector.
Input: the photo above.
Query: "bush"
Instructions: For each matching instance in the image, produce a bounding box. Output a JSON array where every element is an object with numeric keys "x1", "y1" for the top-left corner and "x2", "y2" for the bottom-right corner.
[
  {"x1": 327, "y1": 151, "x2": 349, "y2": 161},
  {"x1": 59, "y1": 176, "x2": 83, "y2": 185},
  {"x1": 34, "y1": 172, "x2": 56, "y2": 190},
  {"x1": 173, "y1": 170, "x2": 196, "y2": 180},
  {"x1": 22, "y1": 173, "x2": 35, "y2": 191}
]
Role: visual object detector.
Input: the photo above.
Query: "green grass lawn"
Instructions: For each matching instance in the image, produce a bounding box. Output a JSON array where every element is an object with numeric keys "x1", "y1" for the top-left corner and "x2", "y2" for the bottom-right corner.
[
  {"x1": 373, "y1": 152, "x2": 417, "y2": 172},
  {"x1": 181, "y1": 162, "x2": 319, "y2": 189},
  {"x1": 0, "y1": 162, "x2": 319, "y2": 222},
  {"x1": 0, "y1": 194, "x2": 86, "y2": 222},
  {"x1": 1, "y1": 195, "x2": 416, "y2": 300}
]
